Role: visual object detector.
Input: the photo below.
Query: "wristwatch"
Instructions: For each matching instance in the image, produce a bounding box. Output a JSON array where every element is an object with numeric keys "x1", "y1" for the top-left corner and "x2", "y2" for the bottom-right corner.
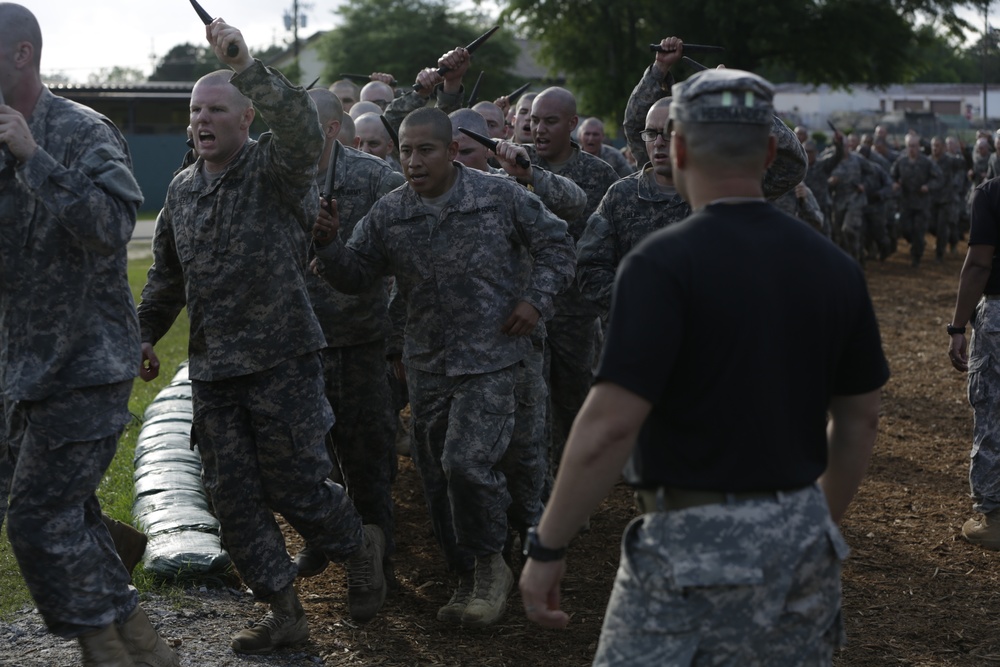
[
  {"x1": 947, "y1": 324, "x2": 967, "y2": 336},
  {"x1": 523, "y1": 526, "x2": 567, "y2": 562}
]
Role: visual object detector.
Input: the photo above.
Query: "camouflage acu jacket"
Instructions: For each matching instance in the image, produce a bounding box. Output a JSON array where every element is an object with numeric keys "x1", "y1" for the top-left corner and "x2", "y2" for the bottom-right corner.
[
  {"x1": 599, "y1": 144, "x2": 636, "y2": 178},
  {"x1": 138, "y1": 61, "x2": 326, "y2": 381},
  {"x1": 314, "y1": 163, "x2": 575, "y2": 376},
  {"x1": 577, "y1": 166, "x2": 690, "y2": 317},
  {"x1": 308, "y1": 143, "x2": 406, "y2": 348},
  {"x1": 486, "y1": 164, "x2": 587, "y2": 223},
  {"x1": 891, "y1": 153, "x2": 944, "y2": 210},
  {"x1": 622, "y1": 64, "x2": 806, "y2": 201},
  {"x1": 0, "y1": 87, "x2": 142, "y2": 401}
]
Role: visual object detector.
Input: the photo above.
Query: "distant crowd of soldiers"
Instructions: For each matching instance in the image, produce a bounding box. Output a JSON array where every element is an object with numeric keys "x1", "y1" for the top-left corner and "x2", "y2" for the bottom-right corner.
[{"x1": 795, "y1": 122, "x2": 998, "y2": 268}]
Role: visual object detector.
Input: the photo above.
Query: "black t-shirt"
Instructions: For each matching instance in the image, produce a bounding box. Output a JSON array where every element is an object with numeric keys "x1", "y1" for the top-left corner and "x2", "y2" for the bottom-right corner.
[
  {"x1": 597, "y1": 201, "x2": 890, "y2": 491},
  {"x1": 968, "y1": 179, "x2": 1000, "y2": 295}
]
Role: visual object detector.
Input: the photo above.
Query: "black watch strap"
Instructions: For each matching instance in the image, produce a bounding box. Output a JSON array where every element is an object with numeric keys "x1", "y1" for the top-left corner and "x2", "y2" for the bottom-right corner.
[
  {"x1": 523, "y1": 526, "x2": 566, "y2": 562},
  {"x1": 947, "y1": 324, "x2": 967, "y2": 336}
]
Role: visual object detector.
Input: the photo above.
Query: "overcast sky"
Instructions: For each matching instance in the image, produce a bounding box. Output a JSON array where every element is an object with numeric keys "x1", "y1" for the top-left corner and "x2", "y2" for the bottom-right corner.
[
  {"x1": 33, "y1": 1, "x2": 343, "y2": 83},
  {"x1": 28, "y1": 2, "x2": 1000, "y2": 85}
]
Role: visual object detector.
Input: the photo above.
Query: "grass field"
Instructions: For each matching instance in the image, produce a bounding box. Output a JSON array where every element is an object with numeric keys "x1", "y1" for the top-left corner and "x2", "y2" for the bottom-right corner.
[{"x1": 0, "y1": 253, "x2": 190, "y2": 617}]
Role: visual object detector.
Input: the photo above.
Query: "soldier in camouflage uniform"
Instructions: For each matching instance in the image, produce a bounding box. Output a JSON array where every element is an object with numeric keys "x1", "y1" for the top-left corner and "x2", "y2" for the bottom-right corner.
[
  {"x1": 891, "y1": 134, "x2": 944, "y2": 267},
  {"x1": 772, "y1": 182, "x2": 827, "y2": 235},
  {"x1": 929, "y1": 136, "x2": 967, "y2": 260},
  {"x1": 578, "y1": 97, "x2": 689, "y2": 318},
  {"x1": 137, "y1": 21, "x2": 386, "y2": 655},
  {"x1": 383, "y1": 47, "x2": 469, "y2": 136},
  {"x1": 622, "y1": 37, "x2": 806, "y2": 203},
  {"x1": 450, "y1": 107, "x2": 584, "y2": 552},
  {"x1": 949, "y1": 177, "x2": 1000, "y2": 550},
  {"x1": 313, "y1": 108, "x2": 575, "y2": 628},
  {"x1": 520, "y1": 68, "x2": 888, "y2": 667},
  {"x1": 826, "y1": 133, "x2": 873, "y2": 262},
  {"x1": 291, "y1": 89, "x2": 407, "y2": 583},
  {"x1": 512, "y1": 92, "x2": 537, "y2": 144},
  {"x1": 577, "y1": 117, "x2": 636, "y2": 178},
  {"x1": 857, "y1": 145, "x2": 894, "y2": 261},
  {"x1": 0, "y1": 5, "x2": 178, "y2": 665},
  {"x1": 803, "y1": 140, "x2": 833, "y2": 237},
  {"x1": 520, "y1": 87, "x2": 619, "y2": 483},
  {"x1": 970, "y1": 138, "x2": 992, "y2": 220}
]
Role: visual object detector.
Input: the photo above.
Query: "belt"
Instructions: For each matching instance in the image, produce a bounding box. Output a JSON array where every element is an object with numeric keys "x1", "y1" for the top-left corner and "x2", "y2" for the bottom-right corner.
[{"x1": 634, "y1": 487, "x2": 781, "y2": 514}]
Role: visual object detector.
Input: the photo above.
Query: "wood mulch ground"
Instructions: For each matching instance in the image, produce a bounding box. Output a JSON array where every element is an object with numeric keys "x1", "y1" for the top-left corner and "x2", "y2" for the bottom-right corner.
[{"x1": 282, "y1": 236, "x2": 1000, "y2": 666}]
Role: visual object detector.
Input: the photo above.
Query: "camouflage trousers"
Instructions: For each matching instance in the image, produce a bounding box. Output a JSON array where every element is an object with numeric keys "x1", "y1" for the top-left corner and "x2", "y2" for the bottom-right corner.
[
  {"x1": 0, "y1": 407, "x2": 8, "y2": 530},
  {"x1": 192, "y1": 352, "x2": 363, "y2": 599},
  {"x1": 930, "y1": 200, "x2": 959, "y2": 259},
  {"x1": 593, "y1": 484, "x2": 847, "y2": 666},
  {"x1": 547, "y1": 313, "x2": 598, "y2": 476},
  {"x1": 862, "y1": 204, "x2": 890, "y2": 259},
  {"x1": 832, "y1": 205, "x2": 864, "y2": 263},
  {"x1": 498, "y1": 341, "x2": 548, "y2": 533},
  {"x1": 5, "y1": 381, "x2": 137, "y2": 638},
  {"x1": 968, "y1": 298, "x2": 1000, "y2": 514},
  {"x1": 898, "y1": 207, "x2": 929, "y2": 261},
  {"x1": 319, "y1": 341, "x2": 396, "y2": 556},
  {"x1": 408, "y1": 366, "x2": 515, "y2": 573}
]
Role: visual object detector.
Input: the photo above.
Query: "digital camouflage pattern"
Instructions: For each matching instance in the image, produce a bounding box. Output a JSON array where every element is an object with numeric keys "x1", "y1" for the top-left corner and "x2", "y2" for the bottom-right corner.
[
  {"x1": 6, "y1": 382, "x2": 137, "y2": 638},
  {"x1": 771, "y1": 186, "x2": 827, "y2": 236},
  {"x1": 931, "y1": 152, "x2": 967, "y2": 258},
  {"x1": 599, "y1": 144, "x2": 636, "y2": 178},
  {"x1": 622, "y1": 65, "x2": 674, "y2": 168},
  {"x1": 486, "y1": 164, "x2": 588, "y2": 224},
  {"x1": 968, "y1": 299, "x2": 1000, "y2": 515},
  {"x1": 577, "y1": 168, "x2": 690, "y2": 317},
  {"x1": 0, "y1": 88, "x2": 142, "y2": 402},
  {"x1": 407, "y1": 366, "x2": 516, "y2": 572},
  {"x1": 193, "y1": 353, "x2": 363, "y2": 599},
  {"x1": 859, "y1": 157, "x2": 894, "y2": 257},
  {"x1": 0, "y1": 85, "x2": 143, "y2": 638},
  {"x1": 319, "y1": 342, "x2": 397, "y2": 557},
  {"x1": 891, "y1": 153, "x2": 943, "y2": 263},
  {"x1": 499, "y1": 343, "x2": 549, "y2": 534},
  {"x1": 384, "y1": 87, "x2": 464, "y2": 136},
  {"x1": 622, "y1": 64, "x2": 806, "y2": 202},
  {"x1": 593, "y1": 485, "x2": 847, "y2": 666},
  {"x1": 308, "y1": 143, "x2": 405, "y2": 348},
  {"x1": 138, "y1": 60, "x2": 326, "y2": 381},
  {"x1": 891, "y1": 152, "x2": 944, "y2": 212},
  {"x1": 315, "y1": 163, "x2": 576, "y2": 377}
]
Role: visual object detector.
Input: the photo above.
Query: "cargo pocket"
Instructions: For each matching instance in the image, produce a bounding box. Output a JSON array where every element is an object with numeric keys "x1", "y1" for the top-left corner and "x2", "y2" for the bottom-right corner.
[{"x1": 968, "y1": 353, "x2": 995, "y2": 409}]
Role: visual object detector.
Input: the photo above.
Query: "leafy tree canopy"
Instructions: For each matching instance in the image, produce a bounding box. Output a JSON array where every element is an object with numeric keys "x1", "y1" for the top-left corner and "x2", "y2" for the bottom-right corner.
[
  {"x1": 319, "y1": 0, "x2": 520, "y2": 104},
  {"x1": 500, "y1": 0, "x2": 983, "y2": 122}
]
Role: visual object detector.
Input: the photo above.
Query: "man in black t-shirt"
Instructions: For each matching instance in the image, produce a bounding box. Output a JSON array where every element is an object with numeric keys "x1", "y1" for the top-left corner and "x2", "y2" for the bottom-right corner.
[
  {"x1": 948, "y1": 177, "x2": 1000, "y2": 549},
  {"x1": 519, "y1": 69, "x2": 889, "y2": 665}
]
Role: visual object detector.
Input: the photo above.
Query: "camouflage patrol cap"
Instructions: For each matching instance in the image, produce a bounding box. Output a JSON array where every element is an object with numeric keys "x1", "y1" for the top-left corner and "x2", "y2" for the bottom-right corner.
[{"x1": 669, "y1": 69, "x2": 773, "y2": 126}]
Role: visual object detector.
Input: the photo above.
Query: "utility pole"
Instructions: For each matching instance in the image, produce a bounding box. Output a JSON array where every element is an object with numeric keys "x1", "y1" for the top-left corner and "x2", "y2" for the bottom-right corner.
[{"x1": 283, "y1": 1, "x2": 312, "y2": 84}]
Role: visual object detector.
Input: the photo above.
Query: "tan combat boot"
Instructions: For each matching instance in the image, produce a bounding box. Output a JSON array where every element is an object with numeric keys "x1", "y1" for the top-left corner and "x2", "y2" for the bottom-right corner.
[
  {"x1": 231, "y1": 585, "x2": 309, "y2": 655},
  {"x1": 436, "y1": 571, "x2": 474, "y2": 623},
  {"x1": 344, "y1": 524, "x2": 387, "y2": 622},
  {"x1": 460, "y1": 553, "x2": 514, "y2": 628},
  {"x1": 78, "y1": 623, "x2": 136, "y2": 667},
  {"x1": 102, "y1": 514, "x2": 148, "y2": 578},
  {"x1": 118, "y1": 606, "x2": 180, "y2": 667},
  {"x1": 963, "y1": 509, "x2": 1000, "y2": 550}
]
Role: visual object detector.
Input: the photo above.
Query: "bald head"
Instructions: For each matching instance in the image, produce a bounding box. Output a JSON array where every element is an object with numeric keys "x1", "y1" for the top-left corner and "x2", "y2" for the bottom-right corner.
[
  {"x1": 472, "y1": 101, "x2": 506, "y2": 139},
  {"x1": 308, "y1": 88, "x2": 343, "y2": 127},
  {"x1": 450, "y1": 109, "x2": 491, "y2": 171},
  {"x1": 534, "y1": 87, "x2": 577, "y2": 116},
  {"x1": 0, "y1": 3, "x2": 41, "y2": 69},
  {"x1": 349, "y1": 100, "x2": 382, "y2": 119},
  {"x1": 339, "y1": 114, "x2": 356, "y2": 147},
  {"x1": 402, "y1": 107, "x2": 454, "y2": 146},
  {"x1": 330, "y1": 79, "x2": 359, "y2": 112},
  {"x1": 513, "y1": 92, "x2": 538, "y2": 143},
  {"x1": 355, "y1": 112, "x2": 393, "y2": 159},
  {"x1": 194, "y1": 70, "x2": 252, "y2": 112},
  {"x1": 449, "y1": 108, "x2": 489, "y2": 139},
  {"x1": 360, "y1": 81, "x2": 394, "y2": 110}
]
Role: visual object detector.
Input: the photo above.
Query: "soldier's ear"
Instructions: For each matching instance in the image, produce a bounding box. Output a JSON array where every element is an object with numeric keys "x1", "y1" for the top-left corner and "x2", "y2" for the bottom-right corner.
[{"x1": 240, "y1": 106, "x2": 255, "y2": 131}]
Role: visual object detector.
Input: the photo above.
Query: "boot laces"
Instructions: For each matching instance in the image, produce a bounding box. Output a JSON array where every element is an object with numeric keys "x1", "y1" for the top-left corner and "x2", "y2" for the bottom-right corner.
[{"x1": 346, "y1": 553, "x2": 373, "y2": 589}]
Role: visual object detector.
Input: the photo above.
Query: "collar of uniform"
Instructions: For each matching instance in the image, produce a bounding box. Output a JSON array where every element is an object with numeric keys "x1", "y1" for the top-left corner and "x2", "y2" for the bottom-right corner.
[
  {"x1": 636, "y1": 164, "x2": 682, "y2": 204},
  {"x1": 188, "y1": 139, "x2": 253, "y2": 195}
]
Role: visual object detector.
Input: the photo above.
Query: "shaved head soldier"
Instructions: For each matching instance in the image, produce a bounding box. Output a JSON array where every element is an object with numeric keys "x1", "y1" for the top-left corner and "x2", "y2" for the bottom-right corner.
[
  {"x1": 513, "y1": 92, "x2": 537, "y2": 144},
  {"x1": 330, "y1": 78, "x2": 360, "y2": 113},
  {"x1": 473, "y1": 100, "x2": 509, "y2": 140},
  {"x1": 578, "y1": 117, "x2": 635, "y2": 178},
  {"x1": 360, "y1": 80, "x2": 395, "y2": 112}
]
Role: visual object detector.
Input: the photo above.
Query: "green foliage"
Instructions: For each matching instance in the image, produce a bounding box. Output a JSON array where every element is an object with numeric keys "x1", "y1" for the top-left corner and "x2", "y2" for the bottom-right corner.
[
  {"x1": 148, "y1": 43, "x2": 223, "y2": 82},
  {"x1": 319, "y1": 0, "x2": 520, "y2": 104},
  {"x1": 87, "y1": 67, "x2": 146, "y2": 86},
  {"x1": 0, "y1": 255, "x2": 191, "y2": 619},
  {"x1": 501, "y1": 0, "x2": 976, "y2": 123}
]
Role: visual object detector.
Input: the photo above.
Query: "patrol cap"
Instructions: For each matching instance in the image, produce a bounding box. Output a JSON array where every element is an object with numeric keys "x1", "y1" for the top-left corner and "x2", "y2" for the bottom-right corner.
[{"x1": 669, "y1": 69, "x2": 774, "y2": 126}]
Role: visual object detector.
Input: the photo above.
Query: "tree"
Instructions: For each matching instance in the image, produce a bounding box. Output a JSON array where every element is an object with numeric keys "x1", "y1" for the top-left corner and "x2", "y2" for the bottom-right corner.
[
  {"x1": 148, "y1": 43, "x2": 221, "y2": 82},
  {"x1": 318, "y1": 0, "x2": 519, "y2": 104},
  {"x1": 500, "y1": 0, "x2": 977, "y2": 123},
  {"x1": 87, "y1": 67, "x2": 146, "y2": 86}
]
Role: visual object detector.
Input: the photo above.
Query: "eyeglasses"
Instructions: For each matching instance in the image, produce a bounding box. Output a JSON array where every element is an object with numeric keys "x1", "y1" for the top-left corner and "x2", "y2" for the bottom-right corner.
[{"x1": 640, "y1": 129, "x2": 668, "y2": 142}]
